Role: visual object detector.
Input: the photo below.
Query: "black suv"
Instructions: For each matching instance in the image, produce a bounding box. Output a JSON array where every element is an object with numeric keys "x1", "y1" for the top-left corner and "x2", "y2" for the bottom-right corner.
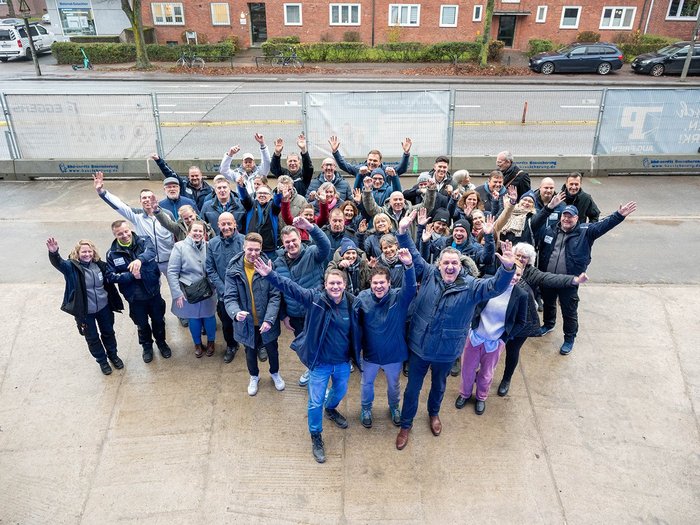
[
  {"x1": 529, "y1": 42, "x2": 624, "y2": 75},
  {"x1": 631, "y1": 42, "x2": 700, "y2": 76}
]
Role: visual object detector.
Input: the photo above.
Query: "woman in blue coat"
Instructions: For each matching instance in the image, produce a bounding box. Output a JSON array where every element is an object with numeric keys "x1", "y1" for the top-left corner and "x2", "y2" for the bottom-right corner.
[{"x1": 47, "y1": 237, "x2": 124, "y2": 375}]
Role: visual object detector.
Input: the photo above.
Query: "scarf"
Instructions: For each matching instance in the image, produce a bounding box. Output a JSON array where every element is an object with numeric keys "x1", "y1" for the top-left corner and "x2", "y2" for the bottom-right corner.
[{"x1": 502, "y1": 205, "x2": 529, "y2": 237}]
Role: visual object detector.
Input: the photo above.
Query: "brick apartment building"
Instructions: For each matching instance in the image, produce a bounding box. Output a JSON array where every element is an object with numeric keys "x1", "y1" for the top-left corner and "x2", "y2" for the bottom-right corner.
[
  {"x1": 0, "y1": 0, "x2": 47, "y2": 18},
  {"x1": 139, "y1": 1, "x2": 698, "y2": 50}
]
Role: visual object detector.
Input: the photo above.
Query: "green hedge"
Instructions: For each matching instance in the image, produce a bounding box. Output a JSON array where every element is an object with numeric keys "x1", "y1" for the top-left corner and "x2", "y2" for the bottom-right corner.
[
  {"x1": 69, "y1": 36, "x2": 121, "y2": 43},
  {"x1": 615, "y1": 34, "x2": 677, "y2": 62},
  {"x1": 267, "y1": 36, "x2": 300, "y2": 44},
  {"x1": 527, "y1": 39, "x2": 558, "y2": 57},
  {"x1": 52, "y1": 42, "x2": 237, "y2": 64},
  {"x1": 261, "y1": 40, "x2": 505, "y2": 63}
]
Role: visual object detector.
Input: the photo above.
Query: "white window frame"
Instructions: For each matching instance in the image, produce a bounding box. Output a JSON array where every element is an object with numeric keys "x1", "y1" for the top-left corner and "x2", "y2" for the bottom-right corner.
[
  {"x1": 666, "y1": 0, "x2": 700, "y2": 19},
  {"x1": 284, "y1": 3, "x2": 303, "y2": 26},
  {"x1": 599, "y1": 6, "x2": 636, "y2": 29},
  {"x1": 502, "y1": 0, "x2": 520, "y2": 3},
  {"x1": 388, "y1": 4, "x2": 421, "y2": 26},
  {"x1": 536, "y1": 6, "x2": 548, "y2": 23},
  {"x1": 440, "y1": 5, "x2": 459, "y2": 27},
  {"x1": 472, "y1": 5, "x2": 483, "y2": 22},
  {"x1": 152, "y1": 3, "x2": 185, "y2": 26},
  {"x1": 560, "y1": 6, "x2": 582, "y2": 29},
  {"x1": 210, "y1": 3, "x2": 231, "y2": 26},
  {"x1": 329, "y1": 4, "x2": 361, "y2": 26}
]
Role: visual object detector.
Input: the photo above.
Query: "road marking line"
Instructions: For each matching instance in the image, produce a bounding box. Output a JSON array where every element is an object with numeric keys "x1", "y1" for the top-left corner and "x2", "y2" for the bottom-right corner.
[
  {"x1": 159, "y1": 111, "x2": 208, "y2": 114},
  {"x1": 160, "y1": 119, "x2": 302, "y2": 128},
  {"x1": 455, "y1": 105, "x2": 482, "y2": 108},
  {"x1": 453, "y1": 120, "x2": 596, "y2": 127},
  {"x1": 560, "y1": 105, "x2": 599, "y2": 108},
  {"x1": 157, "y1": 96, "x2": 225, "y2": 99},
  {"x1": 249, "y1": 102, "x2": 300, "y2": 107}
]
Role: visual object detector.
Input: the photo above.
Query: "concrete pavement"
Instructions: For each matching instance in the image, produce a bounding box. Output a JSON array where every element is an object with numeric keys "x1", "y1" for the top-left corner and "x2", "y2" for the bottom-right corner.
[{"x1": 0, "y1": 176, "x2": 699, "y2": 524}]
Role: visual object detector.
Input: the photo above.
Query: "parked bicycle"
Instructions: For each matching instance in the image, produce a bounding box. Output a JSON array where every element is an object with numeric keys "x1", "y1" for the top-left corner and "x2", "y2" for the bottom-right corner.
[
  {"x1": 272, "y1": 47, "x2": 303, "y2": 68},
  {"x1": 175, "y1": 49, "x2": 205, "y2": 69}
]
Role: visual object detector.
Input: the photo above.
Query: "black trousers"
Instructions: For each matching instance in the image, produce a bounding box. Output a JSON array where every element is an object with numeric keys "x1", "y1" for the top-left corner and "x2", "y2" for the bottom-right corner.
[
  {"x1": 128, "y1": 294, "x2": 167, "y2": 348},
  {"x1": 541, "y1": 286, "x2": 579, "y2": 342},
  {"x1": 502, "y1": 336, "x2": 528, "y2": 382},
  {"x1": 244, "y1": 331, "x2": 280, "y2": 376},
  {"x1": 216, "y1": 300, "x2": 237, "y2": 348}
]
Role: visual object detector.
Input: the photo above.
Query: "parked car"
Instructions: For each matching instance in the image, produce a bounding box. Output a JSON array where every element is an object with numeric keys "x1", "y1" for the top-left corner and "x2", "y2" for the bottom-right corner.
[
  {"x1": 0, "y1": 18, "x2": 24, "y2": 26},
  {"x1": 529, "y1": 42, "x2": 624, "y2": 75},
  {"x1": 41, "y1": 14, "x2": 51, "y2": 24},
  {"x1": 0, "y1": 23, "x2": 55, "y2": 62},
  {"x1": 631, "y1": 42, "x2": 700, "y2": 77}
]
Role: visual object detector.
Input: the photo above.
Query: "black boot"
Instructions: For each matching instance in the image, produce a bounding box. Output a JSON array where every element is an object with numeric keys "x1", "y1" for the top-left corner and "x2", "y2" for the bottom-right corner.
[{"x1": 311, "y1": 432, "x2": 326, "y2": 463}]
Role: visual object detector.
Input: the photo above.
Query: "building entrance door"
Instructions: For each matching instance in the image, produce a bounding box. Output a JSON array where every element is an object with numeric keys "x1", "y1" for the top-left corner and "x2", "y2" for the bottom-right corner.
[
  {"x1": 497, "y1": 15, "x2": 516, "y2": 47},
  {"x1": 248, "y1": 3, "x2": 267, "y2": 46}
]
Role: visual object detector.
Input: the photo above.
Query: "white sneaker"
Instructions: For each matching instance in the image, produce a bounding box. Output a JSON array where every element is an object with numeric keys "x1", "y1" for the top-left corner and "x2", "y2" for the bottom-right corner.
[
  {"x1": 299, "y1": 369, "x2": 310, "y2": 387},
  {"x1": 271, "y1": 372, "x2": 286, "y2": 391},
  {"x1": 247, "y1": 375, "x2": 259, "y2": 396}
]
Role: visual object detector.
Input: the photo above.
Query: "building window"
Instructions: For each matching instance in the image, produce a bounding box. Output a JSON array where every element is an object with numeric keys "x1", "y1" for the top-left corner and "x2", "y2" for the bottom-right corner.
[
  {"x1": 330, "y1": 4, "x2": 361, "y2": 25},
  {"x1": 284, "y1": 3, "x2": 302, "y2": 25},
  {"x1": 536, "y1": 6, "x2": 548, "y2": 22},
  {"x1": 389, "y1": 4, "x2": 420, "y2": 26},
  {"x1": 152, "y1": 3, "x2": 185, "y2": 25},
  {"x1": 600, "y1": 7, "x2": 635, "y2": 29},
  {"x1": 440, "y1": 5, "x2": 459, "y2": 27},
  {"x1": 560, "y1": 6, "x2": 581, "y2": 28},
  {"x1": 472, "y1": 5, "x2": 483, "y2": 21},
  {"x1": 211, "y1": 3, "x2": 230, "y2": 26},
  {"x1": 667, "y1": 0, "x2": 700, "y2": 19}
]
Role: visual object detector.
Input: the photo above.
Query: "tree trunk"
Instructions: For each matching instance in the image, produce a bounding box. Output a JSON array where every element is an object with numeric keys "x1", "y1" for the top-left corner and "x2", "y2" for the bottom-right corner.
[
  {"x1": 121, "y1": 0, "x2": 151, "y2": 69},
  {"x1": 6, "y1": 0, "x2": 17, "y2": 17},
  {"x1": 479, "y1": 0, "x2": 495, "y2": 67}
]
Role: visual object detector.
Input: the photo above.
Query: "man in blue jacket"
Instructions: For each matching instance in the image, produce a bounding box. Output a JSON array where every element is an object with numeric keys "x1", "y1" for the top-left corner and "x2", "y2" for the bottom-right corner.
[
  {"x1": 394, "y1": 210, "x2": 516, "y2": 451},
  {"x1": 151, "y1": 153, "x2": 213, "y2": 210},
  {"x1": 531, "y1": 195, "x2": 637, "y2": 355},
  {"x1": 353, "y1": 250, "x2": 416, "y2": 429},
  {"x1": 160, "y1": 177, "x2": 199, "y2": 219},
  {"x1": 206, "y1": 212, "x2": 245, "y2": 363},
  {"x1": 106, "y1": 219, "x2": 171, "y2": 364},
  {"x1": 254, "y1": 257, "x2": 360, "y2": 464}
]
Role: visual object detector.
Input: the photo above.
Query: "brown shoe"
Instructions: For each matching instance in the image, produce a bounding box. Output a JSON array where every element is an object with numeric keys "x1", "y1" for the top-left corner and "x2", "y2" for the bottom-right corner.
[
  {"x1": 194, "y1": 344, "x2": 204, "y2": 358},
  {"x1": 396, "y1": 428, "x2": 410, "y2": 450},
  {"x1": 429, "y1": 415, "x2": 442, "y2": 436},
  {"x1": 205, "y1": 341, "x2": 215, "y2": 357}
]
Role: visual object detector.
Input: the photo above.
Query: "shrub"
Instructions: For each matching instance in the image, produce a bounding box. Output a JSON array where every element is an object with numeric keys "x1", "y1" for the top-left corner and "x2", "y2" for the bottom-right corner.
[
  {"x1": 69, "y1": 36, "x2": 120, "y2": 44},
  {"x1": 343, "y1": 31, "x2": 361, "y2": 43},
  {"x1": 267, "y1": 36, "x2": 300, "y2": 44},
  {"x1": 375, "y1": 42, "x2": 425, "y2": 61},
  {"x1": 577, "y1": 31, "x2": 601, "y2": 43},
  {"x1": 488, "y1": 40, "x2": 505, "y2": 61},
  {"x1": 614, "y1": 32, "x2": 676, "y2": 61},
  {"x1": 527, "y1": 39, "x2": 557, "y2": 57},
  {"x1": 52, "y1": 42, "x2": 237, "y2": 64},
  {"x1": 424, "y1": 42, "x2": 480, "y2": 63}
]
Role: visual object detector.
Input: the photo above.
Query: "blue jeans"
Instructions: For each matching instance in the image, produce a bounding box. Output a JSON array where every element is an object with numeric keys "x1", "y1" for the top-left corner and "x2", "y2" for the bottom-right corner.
[
  {"x1": 188, "y1": 316, "x2": 217, "y2": 344},
  {"x1": 84, "y1": 306, "x2": 118, "y2": 365},
  {"x1": 399, "y1": 352, "x2": 452, "y2": 429},
  {"x1": 360, "y1": 360, "x2": 403, "y2": 410},
  {"x1": 307, "y1": 362, "x2": 351, "y2": 434}
]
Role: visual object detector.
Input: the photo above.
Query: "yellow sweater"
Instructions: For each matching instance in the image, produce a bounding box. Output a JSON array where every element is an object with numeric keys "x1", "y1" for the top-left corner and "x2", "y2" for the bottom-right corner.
[{"x1": 244, "y1": 258, "x2": 259, "y2": 326}]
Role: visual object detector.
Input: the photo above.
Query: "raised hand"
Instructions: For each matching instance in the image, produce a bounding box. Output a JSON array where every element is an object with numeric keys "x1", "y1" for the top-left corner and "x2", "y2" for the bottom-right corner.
[
  {"x1": 328, "y1": 135, "x2": 340, "y2": 153},
  {"x1": 398, "y1": 209, "x2": 417, "y2": 234},
  {"x1": 307, "y1": 191, "x2": 316, "y2": 202},
  {"x1": 359, "y1": 166, "x2": 369, "y2": 176},
  {"x1": 397, "y1": 247, "x2": 412, "y2": 266},
  {"x1": 402, "y1": 137, "x2": 412, "y2": 153},
  {"x1": 317, "y1": 187, "x2": 327, "y2": 204},
  {"x1": 358, "y1": 218, "x2": 368, "y2": 233},
  {"x1": 93, "y1": 171, "x2": 105, "y2": 194},
  {"x1": 254, "y1": 133, "x2": 265, "y2": 145},
  {"x1": 274, "y1": 137, "x2": 284, "y2": 154},
  {"x1": 482, "y1": 214, "x2": 495, "y2": 235},
  {"x1": 352, "y1": 188, "x2": 362, "y2": 204},
  {"x1": 297, "y1": 133, "x2": 307, "y2": 153},
  {"x1": 292, "y1": 216, "x2": 314, "y2": 231},
  {"x1": 368, "y1": 256, "x2": 377, "y2": 268},
  {"x1": 495, "y1": 239, "x2": 515, "y2": 270},
  {"x1": 463, "y1": 201, "x2": 475, "y2": 216},
  {"x1": 507, "y1": 185, "x2": 517, "y2": 202},
  {"x1": 417, "y1": 207, "x2": 430, "y2": 226},
  {"x1": 46, "y1": 237, "x2": 59, "y2": 253},
  {"x1": 421, "y1": 223, "x2": 434, "y2": 243},
  {"x1": 228, "y1": 144, "x2": 241, "y2": 157},
  {"x1": 386, "y1": 167, "x2": 396, "y2": 178},
  {"x1": 150, "y1": 153, "x2": 160, "y2": 161},
  {"x1": 618, "y1": 201, "x2": 637, "y2": 217},
  {"x1": 427, "y1": 178, "x2": 437, "y2": 191},
  {"x1": 281, "y1": 186, "x2": 292, "y2": 202},
  {"x1": 549, "y1": 191, "x2": 566, "y2": 209},
  {"x1": 363, "y1": 176, "x2": 373, "y2": 191},
  {"x1": 236, "y1": 175, "x2": 245, "y2": 187},
  {"x1": 253, "y1": 256, "x2": 273, "y2": 276}
]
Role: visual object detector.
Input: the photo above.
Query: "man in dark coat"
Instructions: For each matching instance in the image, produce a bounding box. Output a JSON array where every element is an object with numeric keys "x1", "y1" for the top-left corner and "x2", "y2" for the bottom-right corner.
[{"x1": 497, "y1": 150, "x2": 531, "y2": 199}]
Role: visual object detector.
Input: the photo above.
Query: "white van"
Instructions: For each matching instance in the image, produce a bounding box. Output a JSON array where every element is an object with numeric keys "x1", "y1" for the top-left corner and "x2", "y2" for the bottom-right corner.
[{"x1": 0, "y1": 23, "x2": 55, "y2": 62}]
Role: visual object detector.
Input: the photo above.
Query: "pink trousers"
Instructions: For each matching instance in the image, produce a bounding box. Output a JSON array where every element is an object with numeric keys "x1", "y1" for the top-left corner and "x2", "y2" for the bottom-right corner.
[{"x1": 459, "y1": 338, "x2": 505, "y2": 401}]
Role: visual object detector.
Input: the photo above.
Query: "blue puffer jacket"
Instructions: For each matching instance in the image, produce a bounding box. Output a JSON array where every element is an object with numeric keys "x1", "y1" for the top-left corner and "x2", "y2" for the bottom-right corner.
[
  {"x1": 531, "y1": 207, "x2": 626, "y2": 275},
  {"x1": 273, "y1": 225, "x2": 331, "y2": 318},
  {"x1": 223, "y1": 252, "x2": 281, "y2": 349},
  {"x1": 397, "y1": 231, "x2": 514, "y2": 363},
  {"x1": 332, "y1": 150, "x2": 410, "y2": 185},
  {"x1": 105, "y1": 234, "x2": 161, "y2": 302},
  {"x1": 352, "y1": 265, "x2": 416, "y2": 365},
  {"x1": 265, "y1": 271, "x2": 360, "y2": 369},
  {"x1": 306, "y1": 172, "x2": 352, "y2": 202},
  {"x1": 200, "y1": 197, "x2": 246, "y2": 234},
  {"x1": 205, "y1": 231, "x2": 245, "y2": 297}
]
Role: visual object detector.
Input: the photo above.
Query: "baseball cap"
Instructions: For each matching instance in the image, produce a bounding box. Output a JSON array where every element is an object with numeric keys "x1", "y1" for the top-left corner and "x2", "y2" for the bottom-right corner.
[
  {"x1": 163, "y1": 177, "x2": 179, "y2": 186},
  {"x1": 562, "y1": 205, "x2": 579, "y2": 216},
  {"x1": 242, "y1": 152, "x2": 255, "y2": 161}
]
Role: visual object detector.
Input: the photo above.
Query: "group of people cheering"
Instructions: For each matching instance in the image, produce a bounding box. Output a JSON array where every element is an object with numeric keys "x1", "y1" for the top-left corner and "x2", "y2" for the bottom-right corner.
[{"x1": 47, "y1": 133, "x2": 636, "y2": 463}]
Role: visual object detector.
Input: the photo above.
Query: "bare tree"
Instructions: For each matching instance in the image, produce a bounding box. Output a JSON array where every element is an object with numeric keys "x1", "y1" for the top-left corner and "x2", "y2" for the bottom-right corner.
[{"x1": 121, "y1": 0, "x2": 151, "y2": 69}]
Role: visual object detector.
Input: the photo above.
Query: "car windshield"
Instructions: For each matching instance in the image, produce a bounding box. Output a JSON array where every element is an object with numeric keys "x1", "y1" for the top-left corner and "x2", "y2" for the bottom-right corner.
[
  {"x1": 557, "y1": 45, "x2": 577, "y2": 55},
  {"x1": 657, "y1": 44, "x2": 686, "y2": 56}
]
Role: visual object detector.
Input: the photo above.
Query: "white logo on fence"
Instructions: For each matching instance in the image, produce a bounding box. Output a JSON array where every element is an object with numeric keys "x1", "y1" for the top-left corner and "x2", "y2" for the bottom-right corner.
[{"x1": 620, "y1": 106, "x2": 663, "y2": 140}]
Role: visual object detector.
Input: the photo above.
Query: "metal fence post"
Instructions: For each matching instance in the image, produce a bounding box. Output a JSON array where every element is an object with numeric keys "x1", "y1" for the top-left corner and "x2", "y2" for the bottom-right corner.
[
  {"x1": 301, "y1": 90, "x2": 309, "y2": 142},
  {"x1": 591, "y1": 88, "x2": 608, "y2": 156},
  {"x1": 447, "y1": 89, "x2": 456, "y2": 159},
  {"x1": 1, "y1": 93, "x2": 20, "y2": 159},
  {"x1": 152, "y1": 93, "x2": 165, "y2": 158}
]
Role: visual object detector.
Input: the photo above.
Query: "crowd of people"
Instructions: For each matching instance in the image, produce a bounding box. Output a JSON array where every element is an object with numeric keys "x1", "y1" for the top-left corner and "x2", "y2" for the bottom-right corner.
[{"x1": 47, "y1": 133, "x2": 636, "y2": 463}]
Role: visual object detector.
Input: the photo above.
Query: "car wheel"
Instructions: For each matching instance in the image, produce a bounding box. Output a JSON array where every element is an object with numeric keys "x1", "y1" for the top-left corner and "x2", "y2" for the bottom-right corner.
[
  {"x1": 650, "y1": 64, "x2": 665, "y2": 77},
  {"x1": 0, "y1": 58, "x2": 8, "y2": 63},
  {"x1": 540, "y1": 62, "x2": 555, "y2": 75},
  {"x1": 597, "y1": 62, "x2": 612, "y2": 75}
]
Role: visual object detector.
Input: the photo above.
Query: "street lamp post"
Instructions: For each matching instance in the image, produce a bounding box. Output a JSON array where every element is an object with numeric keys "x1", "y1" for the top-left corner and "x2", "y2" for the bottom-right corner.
[{"x1": 18, "y1": 0, "x2": 41, "y2": 77}]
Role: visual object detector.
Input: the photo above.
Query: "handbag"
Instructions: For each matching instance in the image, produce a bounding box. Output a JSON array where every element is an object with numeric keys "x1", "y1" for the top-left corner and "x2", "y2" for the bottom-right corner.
[{"x1": 182, "y1": 277, "x2": 213, "y2": 304}]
